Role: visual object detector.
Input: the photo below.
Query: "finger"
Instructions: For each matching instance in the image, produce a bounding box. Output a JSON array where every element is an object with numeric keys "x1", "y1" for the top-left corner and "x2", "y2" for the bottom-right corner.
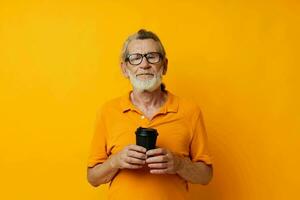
[
  {"x1": 146, "y1": 155, "x2": 168, "y2": 163},
  {"x1": 127, "y1": 150, "x2": 147, "y2": 160},
  {"x1": 128, "y1": 144, "x2": 147, "y2": 153},
  {"x1": 148, "y1": 163, "x2": 168, "y2": 169},
  {"x1": 125, "y1": 157, "x2": 146, "y2": 165},
  {"x1": 146, "y1": 148, "x2": 167, "y2": 156},
  {"x1": 150, "y1": 169, "x2": 167, "y2": 174},
  {"x1": 124, "y1": 163, "x2": 143, "y2": 169}
]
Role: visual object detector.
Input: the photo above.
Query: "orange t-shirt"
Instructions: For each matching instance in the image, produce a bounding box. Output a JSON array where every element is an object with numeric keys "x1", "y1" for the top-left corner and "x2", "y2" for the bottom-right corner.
[{"x1": 87, "y1": 90, "x2": 213, "y2": 200}]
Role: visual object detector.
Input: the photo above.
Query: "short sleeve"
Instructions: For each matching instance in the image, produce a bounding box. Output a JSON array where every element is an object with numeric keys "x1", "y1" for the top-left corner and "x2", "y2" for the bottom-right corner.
[
  {"x1": 189, "y1": 108, "x2": 213, "y2": 165},
  {"x1": 87, "y1": 108, "x2": 109, "y2": 168}
]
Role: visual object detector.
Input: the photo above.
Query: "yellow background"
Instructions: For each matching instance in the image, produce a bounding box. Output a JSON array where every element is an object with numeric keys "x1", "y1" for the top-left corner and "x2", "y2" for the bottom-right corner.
[{"x1": 0, "y1": 0, "x2": 299, "y2": 199}]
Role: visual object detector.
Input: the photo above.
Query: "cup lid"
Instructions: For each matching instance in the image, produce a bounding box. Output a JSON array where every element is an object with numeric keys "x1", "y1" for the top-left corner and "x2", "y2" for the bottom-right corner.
[{"x1": 135, "y1": 127, "x2": 158, "y2": 136}]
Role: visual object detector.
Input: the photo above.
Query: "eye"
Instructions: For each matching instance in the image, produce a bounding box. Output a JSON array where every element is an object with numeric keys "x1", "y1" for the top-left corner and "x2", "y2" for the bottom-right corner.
[
  {"x1": 131, "y1": 57, "x2": 140, "y2": 61},
  {"x1": 146, "y1": 53, "x2": 156, "y2": 59},
  {"x1": 129, "y1": 54, "x2": 142, "y2": 61},
  {"x1": 147, "y1": 54, "x2": 155, "y2": 58}
]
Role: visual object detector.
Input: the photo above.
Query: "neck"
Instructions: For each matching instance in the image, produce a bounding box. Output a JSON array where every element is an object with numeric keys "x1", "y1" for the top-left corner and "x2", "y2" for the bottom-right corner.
[{"x1": 130, "y1": 86, "x2": 167, "y2": 109}]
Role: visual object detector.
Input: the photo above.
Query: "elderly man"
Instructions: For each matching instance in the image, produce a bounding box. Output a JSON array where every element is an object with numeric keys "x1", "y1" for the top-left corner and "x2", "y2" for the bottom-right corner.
[{"x1": 87, "y1": 29, "x2": 213, "y2": 200}]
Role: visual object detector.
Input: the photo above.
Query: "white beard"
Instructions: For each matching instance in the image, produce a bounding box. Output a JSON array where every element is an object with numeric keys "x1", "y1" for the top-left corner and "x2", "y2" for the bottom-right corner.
[{"x1": 127, "y1": 67, "x2": 164, "y2": 92}]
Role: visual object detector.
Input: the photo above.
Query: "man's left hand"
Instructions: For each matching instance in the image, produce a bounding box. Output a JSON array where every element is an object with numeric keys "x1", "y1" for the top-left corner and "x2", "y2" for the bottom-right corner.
[{"x1": 145, "y1": 148, "x2": 183, "y2": 174}]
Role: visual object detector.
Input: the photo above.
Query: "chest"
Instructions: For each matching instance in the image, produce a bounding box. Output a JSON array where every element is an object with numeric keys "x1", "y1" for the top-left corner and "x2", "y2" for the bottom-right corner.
[
  {"x1": 136, "y1": 106, "x2": 160, "y2": 121},
  {"x1": 104, "y1": 112, "x2": 192, "y2": 157}
]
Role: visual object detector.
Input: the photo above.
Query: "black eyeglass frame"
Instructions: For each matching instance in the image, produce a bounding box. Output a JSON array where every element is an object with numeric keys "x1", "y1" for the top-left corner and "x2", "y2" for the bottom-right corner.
[{"x1": 125, "y1": 52, "x2": 163, "y2": 65}]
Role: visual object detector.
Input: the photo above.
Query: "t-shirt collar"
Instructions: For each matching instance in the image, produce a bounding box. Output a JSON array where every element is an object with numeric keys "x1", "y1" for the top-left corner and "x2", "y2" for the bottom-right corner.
[{"x1": 120, "y1": 90, "x2": 179, "y2": 114}]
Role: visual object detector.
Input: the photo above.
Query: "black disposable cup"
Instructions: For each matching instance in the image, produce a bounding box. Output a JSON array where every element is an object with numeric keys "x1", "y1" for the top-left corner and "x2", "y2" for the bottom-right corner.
[{"x1": 135, "y1": 127, "x2": 158, "y2": 151}]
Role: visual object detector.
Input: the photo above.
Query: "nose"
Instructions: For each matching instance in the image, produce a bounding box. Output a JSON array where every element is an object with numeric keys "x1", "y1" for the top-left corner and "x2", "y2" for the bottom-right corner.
[{"x1": 138, "y1": 56, "x2": 151, "y2": 69}]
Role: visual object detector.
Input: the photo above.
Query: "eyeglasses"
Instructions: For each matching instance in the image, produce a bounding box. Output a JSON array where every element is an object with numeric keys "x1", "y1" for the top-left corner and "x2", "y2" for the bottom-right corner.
[{"x1": 125, "y1": 52, "x2": 163, "y2": 65}]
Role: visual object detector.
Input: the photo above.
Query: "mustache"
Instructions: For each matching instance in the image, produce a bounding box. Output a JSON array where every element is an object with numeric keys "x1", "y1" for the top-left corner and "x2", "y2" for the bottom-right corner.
[
  {"x1": 130, "y1": 66, "x2": 164, "y2": 78},
  {"x1": 136, "y1": 73, "x2": 154, "y2": 76}
]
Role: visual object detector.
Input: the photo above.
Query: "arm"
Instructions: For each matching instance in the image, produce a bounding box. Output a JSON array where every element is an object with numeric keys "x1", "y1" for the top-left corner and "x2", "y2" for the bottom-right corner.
[
  {"x1": 146, "y1": 148, "x2": 213, "y2": 185},
  {"x1": 87, "y1": 154, "x2": 119, "y2": 187},
  {"x1": 176, "y1": 157, "x2": 213, "y2": 185},
  {"x1": 87, "y1": 145, "x2": 147, "y2": 187}
]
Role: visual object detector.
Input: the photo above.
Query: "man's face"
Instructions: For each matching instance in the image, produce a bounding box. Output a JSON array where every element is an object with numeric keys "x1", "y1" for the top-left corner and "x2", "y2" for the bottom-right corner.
[{"x1": 121, "y1": 39, "x2": 168, "y2": 92}]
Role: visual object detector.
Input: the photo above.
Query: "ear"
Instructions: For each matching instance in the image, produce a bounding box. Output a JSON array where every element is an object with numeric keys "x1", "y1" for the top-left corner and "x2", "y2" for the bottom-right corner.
[
  {"x1": 120, "y1": 61, "x2": 129, "y2": 78},
  {"x1": 162, "y1": 58, "x2": 168, "y2": 75}
]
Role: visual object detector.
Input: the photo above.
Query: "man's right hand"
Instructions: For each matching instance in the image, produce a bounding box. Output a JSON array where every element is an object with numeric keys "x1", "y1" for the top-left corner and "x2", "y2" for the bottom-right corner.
[{"x1": 109, "y1": 144, "x2": 147, "y2": 169}]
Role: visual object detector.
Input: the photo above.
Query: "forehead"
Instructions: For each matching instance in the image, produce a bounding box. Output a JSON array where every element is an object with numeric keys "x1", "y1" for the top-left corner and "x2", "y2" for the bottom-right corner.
[{"x1": 127, "y1": 39, "x2": 160, "y2": 54}]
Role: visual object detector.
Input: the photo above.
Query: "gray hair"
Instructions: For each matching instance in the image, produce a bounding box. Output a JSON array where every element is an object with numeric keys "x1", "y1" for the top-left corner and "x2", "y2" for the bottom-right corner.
[{"x1": 120, "y1": 29, "x2": 166, "y2": 62}]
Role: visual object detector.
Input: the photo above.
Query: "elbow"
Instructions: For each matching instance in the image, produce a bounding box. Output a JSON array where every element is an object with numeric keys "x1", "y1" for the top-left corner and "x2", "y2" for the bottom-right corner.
[
  {"x1": 87, "y1": 172, "x2": 112, "y2": 187},
  {"x1": 87, "y1": 168, "x2": 108, "y2": 187},
  {"x1": 192, "y1": 174, "x2": 212, "y2": 185},
  {"x1": 89, "y1": 181, "x2": 100, "y2": 188},
  {"x1": 87, "y1": 175, "x2": 101, "y2": 187},
  {"x1": 190, "y1": 164, "x2": 213, "y2": 185},
  {"x1": 190, "y1": 178, "x2": 212, "y2": 185},
  {"x1": 200, "y1": 165, "x2": 213, "y2": 185},
  {"x1": 200, "y1": 177, "x2": 212, "y2": 185},
  {"x1": 87, "y1": 176, "x2": 109, "y2": 187}
]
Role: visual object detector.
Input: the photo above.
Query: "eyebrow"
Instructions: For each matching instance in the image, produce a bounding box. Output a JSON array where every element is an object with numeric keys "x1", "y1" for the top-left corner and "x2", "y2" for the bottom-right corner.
[{"x1": 128, "y1": 51, "x2": 159, "y2": 55}]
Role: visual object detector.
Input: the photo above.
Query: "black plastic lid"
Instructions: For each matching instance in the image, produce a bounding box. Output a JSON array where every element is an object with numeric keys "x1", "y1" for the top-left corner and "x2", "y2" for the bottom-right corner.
[{"x1": 135, "y1": 127, "x2": 158, "y2": 136}]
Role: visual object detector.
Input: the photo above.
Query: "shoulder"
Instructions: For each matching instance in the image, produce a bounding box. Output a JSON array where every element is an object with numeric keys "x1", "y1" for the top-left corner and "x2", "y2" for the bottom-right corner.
[
  {"x1": 103, "y1": 96, "x2": 123, "y2": 109},
  {"x1": 96, "y1": 95, "x2": 125, "y2": 116},
  {"x1": 174, "y1": 93, "x2": 203, "y2": 115},
  {"x1": 173, "y1": 94, "x2": 207, "y2": 132},
  {"x1": 167, "y1": 91, "x2": 204, "y2": 124}
]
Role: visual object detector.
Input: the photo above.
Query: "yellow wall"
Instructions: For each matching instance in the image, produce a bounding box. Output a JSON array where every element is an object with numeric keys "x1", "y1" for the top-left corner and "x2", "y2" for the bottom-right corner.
[{"x1": 0, "y1": 0, "x2": 299, "y2": 199}]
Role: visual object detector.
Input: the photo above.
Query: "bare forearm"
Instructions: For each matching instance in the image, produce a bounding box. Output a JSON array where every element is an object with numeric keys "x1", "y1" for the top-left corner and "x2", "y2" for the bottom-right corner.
[
  {"x1": 87, "y1": 155, "x2": 119, "y2": 187},
  {"x1": 87, "y1": 145, "x2": 148, "y2": 187},
  {"x1": 176, "y1": 157, "x2": 213, "y2": 185}
]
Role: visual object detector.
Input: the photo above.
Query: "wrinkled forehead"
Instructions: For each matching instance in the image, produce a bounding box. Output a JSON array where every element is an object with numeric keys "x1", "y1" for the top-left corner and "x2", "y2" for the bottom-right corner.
[{"x1": 127, "y1": 39, "x2": 161, "y2": 54}]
